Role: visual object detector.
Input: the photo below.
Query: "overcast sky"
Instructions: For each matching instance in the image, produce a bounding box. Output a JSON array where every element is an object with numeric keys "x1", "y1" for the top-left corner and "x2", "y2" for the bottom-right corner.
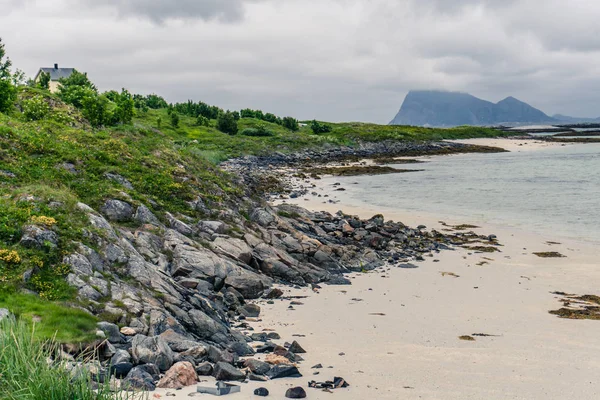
[{"x1": 1, "y1": 0, "x2": 599, "y2": 122}]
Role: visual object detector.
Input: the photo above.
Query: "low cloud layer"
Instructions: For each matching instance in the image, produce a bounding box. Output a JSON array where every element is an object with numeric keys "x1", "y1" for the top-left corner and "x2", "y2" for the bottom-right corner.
[{"x1": 1, "y1": 0, "x2": 599, "y2": 122}]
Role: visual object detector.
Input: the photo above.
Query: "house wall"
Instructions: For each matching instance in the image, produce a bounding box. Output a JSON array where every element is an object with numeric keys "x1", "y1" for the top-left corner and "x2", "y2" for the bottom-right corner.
[{"x1": 48, "y1": 81, "x2": 61, "y2": 93}]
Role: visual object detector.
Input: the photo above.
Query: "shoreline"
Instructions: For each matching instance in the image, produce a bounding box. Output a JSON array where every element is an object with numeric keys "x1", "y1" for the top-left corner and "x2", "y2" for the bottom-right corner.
[{"x1": 157, "y1": 138, "x2": 600, "y2": 399}]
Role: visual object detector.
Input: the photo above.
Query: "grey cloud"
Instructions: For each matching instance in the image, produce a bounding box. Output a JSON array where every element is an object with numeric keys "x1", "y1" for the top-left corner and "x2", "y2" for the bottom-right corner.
[{"x1": 75, "y1": 0, "x2": 260, "y2": 22}]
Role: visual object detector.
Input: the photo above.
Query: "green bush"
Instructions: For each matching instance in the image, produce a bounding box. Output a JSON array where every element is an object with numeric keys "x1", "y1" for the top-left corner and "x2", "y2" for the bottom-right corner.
[
  {"x1": 240, "y1": 124, "x2": 273, "y2": 137},
  {"x1": 217, "y1": 111, "x2": 239, "y2": 135},
  {"x1": 196, "y1": 115, "x2": 210, "y2": 127},
  {"x1": 310, "y1": 120, "x2": 333, "y2": 134},
  {"x1": 22, "y1": 95, "x2": 49, "y2": 121},
  {"x1": 170, "y1": 112, "x2": 179, "y2": 127},
  {"x1": 282, "y1": 116, "x2": 299, "y2": 131}
]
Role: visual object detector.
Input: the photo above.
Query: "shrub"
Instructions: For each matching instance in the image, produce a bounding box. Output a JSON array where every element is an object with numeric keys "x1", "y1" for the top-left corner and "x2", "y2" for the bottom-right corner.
[
  {"x1": 22, "y1": 95, "x2": 50, "y2": 121},
  {"x1": 170, "y1": 112, "x2": 179, "y2": 128},
  {"x1": 241, "y1": 124, "x2": 273, "y2": 137},
  {"x1": 0, "y1": 38, "x2": 15, "y2": 113},
  {"x1": 196, "y1": 115, "x2": 210, "y2": 127},
  {"x1": 217, "y1": 111, "x2": 239, "y2": 135},
  {"x1": 310, "y1": 120, "x2": 333, "y2": 134},
  {"x1": 282, "y1": 116, "x2": 299, "y2": 131},
  {"x1": 81, "y1": 93, "x2": 109, "y2": 127}
]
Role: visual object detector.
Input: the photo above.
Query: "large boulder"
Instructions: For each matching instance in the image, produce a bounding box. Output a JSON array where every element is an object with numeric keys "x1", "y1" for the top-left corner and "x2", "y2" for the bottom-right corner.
[
  {"x1": 122, "y1": 367, "x2": 156, "y2": 391},
  {"x1": 19, "y1": 225, "x2": 58, "y2": 249},
  {"x1": 213, "y1": 361, "x2": 246, "y2": 382},
  {"x1": 97, "y1": 322, "x2": 124, "y2": 344},
  {"x1": 156, "y1": 362, "x2": 198, "y2": 389},
  {"x1": 134, "y1": 205, "x2": 161, "y2": 226},
  {"x1": 131, "y1": 335, "x2": 174, "y2": 372},
  {"x1": 243, "y1": 359, "x2": 272, "y2": 375},
  {"x1": 101, "y1": 199, "x2": 134, "y2": 222},
  {"x1": 211, "y1": 237, "x2": 253, "y2": 264},
  {"x1": 251, "y1": 208, "x2": 275, "y2": 227}
]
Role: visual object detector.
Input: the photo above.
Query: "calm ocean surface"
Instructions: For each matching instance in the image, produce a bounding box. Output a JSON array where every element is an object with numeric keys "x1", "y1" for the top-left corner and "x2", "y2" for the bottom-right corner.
[{"x1": 327, "y1": 144, "x2": 600, "y2": 244}]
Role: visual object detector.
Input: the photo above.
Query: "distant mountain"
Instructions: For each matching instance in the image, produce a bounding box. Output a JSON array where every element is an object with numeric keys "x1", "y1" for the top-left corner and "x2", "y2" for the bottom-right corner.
[
  {"x1": 552, "y1": 114, "x2": 600, "y2": 124},
  {"x1": 390, "y1": 90, "x2": 556, "y2": 127}
]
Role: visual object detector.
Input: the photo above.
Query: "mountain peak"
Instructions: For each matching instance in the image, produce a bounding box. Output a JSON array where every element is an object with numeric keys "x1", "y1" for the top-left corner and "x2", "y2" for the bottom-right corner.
[{"x1": 390, "y1": 91, "x2": 554, "y2": 127}]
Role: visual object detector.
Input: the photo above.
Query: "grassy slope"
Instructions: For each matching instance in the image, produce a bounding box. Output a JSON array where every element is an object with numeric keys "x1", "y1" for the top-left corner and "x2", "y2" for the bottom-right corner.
[{"x1": 1, "y1": 88, "x2": 510, "y2": 342}]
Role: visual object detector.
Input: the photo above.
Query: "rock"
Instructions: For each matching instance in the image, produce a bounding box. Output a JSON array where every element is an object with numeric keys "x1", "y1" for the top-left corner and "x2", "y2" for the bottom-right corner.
[
  {"x1": 239, "y1": 304, "x2": 261, "y2": 318},
  {"x1": 131, "y1": 335, "x2": 175, "y2": 372},
  {"x1": 196, "y1": 221, "x2": 227, "y2": 235},
  {"x1": 135, "y1": 364, "x2": 161, "y2": 381},
  {"x1": 285, "y1": 387, "x2": 307, "y2": 398},
  {"x1": 250, "y1": 332, "x2": 268, "y2": 342},
  {"x1": 264, "y1": 288, "x2": 284, "y2": 299},
  {"x1": 213, "y1": 237, "x2": 253, "y2": 265},
  {"x1": 265, "y1": 354, "x2": 290, "y2": 365},
  {"x1": 0, "y1": 308, "x2": 11, "y2": 321},
  {"x1": 267, "y1": 332, "x2": 281, "y2": 340},
  {"x1": 101, "y1": 199, "x2": 134, "y2": 222},
  {"x1": 97, "y1": 322, "x2": 124, "y2": 344},
  {"x1": 104, "y1": 173, "x2": 134, "y2": 190},
  {"x1": 207, "y1": 345, "x2": 236, "y2": 364},
  {"x1": 213, "y1": 361, "x2": 246, "y2": 382},
  {"x1": 122, "y1": 367, "x2": 156, "y2": 391},
  {"x1": 249, "y1": 373, "x2": 268, "y2": 382},
  {"x1": 157, "y1": 362, "x2": 198, "y2": 389},
  {"x1": 243, "y1": 359, "x2": 271, "y2": 375},
  {"x1": 228, "y1": 341, "x2": 255, "y2": 357},
  {"x1": 251, "y1": 208, "x2": 275, "y2": 227},
  {"x1": 120, "y1": 327, "x2": 137, "y2": 336},
  {"x1": 225, "y1": 275, "x2": 266, "y2": 300},
  {"x1": 288, "y1": 341, "x2": 306, "y2": 354},
  {"x1": 111, "y1": 349, "x2": 131, "y2": 365},
  {"x1": 109, "y1": 363, "x2": 133, "y2": 379},
  {"x1": 254, "y1": 387, "x2": 269, "y2": 397},
  {"x1": 195, "y1": 362, "x2": 213, "y2": 376},
  {"x1": 159, "y1": 329, "x2": 204, "y2": 353},
  {"x1": 134, "y1": 205, "x2": 161, "y2": 226},
  {"x1": 266, "y1": 364, "x2": 302, "y2": 379},
  {"x1": 19, "y1": 225, "x2": 58, "y2": 249}
]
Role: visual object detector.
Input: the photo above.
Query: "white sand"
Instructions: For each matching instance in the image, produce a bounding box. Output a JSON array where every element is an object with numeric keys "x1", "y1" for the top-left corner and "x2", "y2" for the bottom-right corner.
[
  {"x1": 155, "y1": 140, "x2": 600, "y2": 399},
  {"x1": 449, "y1": 137, "x2": 569, "y2": 152}
]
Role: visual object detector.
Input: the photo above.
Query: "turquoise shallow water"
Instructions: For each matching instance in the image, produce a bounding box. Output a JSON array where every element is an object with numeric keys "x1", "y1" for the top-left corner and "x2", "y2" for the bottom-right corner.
[{"x1": 330, "y1": 144, "x2": 600, "y2": 244}]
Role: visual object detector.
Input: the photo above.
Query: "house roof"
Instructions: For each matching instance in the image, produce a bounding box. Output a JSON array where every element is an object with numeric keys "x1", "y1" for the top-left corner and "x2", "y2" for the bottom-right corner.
[{"x1": 35, "y1": 67, "x2": 75, "y2": 81}]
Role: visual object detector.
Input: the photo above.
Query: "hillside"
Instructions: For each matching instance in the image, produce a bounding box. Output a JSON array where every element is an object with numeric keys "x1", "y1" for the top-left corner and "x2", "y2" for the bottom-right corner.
[{"x1": 390, "y1": 90, "x2": 555, "y2": 127}]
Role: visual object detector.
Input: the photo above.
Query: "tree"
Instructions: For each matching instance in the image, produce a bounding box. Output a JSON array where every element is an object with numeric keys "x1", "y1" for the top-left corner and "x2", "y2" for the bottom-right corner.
[
  {"x1": 0, "y1": 38, "x2": 16, "y2": 113},
  {"x1": 57, "y1": 70, "x2": 97, "y2": 109},
  {"x1": 282, "y1": 116, "x2": 299, "y2": 131},
  {"x1": 22, "y1": 95, "x2": 50, "y2": 121},
  {"x1": 217, "y1": 111, "x2": 238, "y2": 135},
  {"x1": 170, "y1": 112, "x2": 179, "y2": 128},
  {"x1": 81, "y1": 94, "x2": 109, "y2": 127},
  {"x1": 196, "y1": 115, "x2": 210, "y2": 127},
  {"x1": 232, "y1": 111, "x2": 240, "y2": 121},
  {"x1": 145, "y1": 94, "x2": 168, "y2": 109},
  {"x1": 310, "y1": 120, "x2": 332, "y2": 134},
  {"x1": 37, "y1": 71, "x2": 51, "y2": 90},
  {"x1": 113, "y1": 88, "x2": 134, "y2": 125},
  {"x1": 157, "y1": 116, "x2": 162, "y2": 128}
]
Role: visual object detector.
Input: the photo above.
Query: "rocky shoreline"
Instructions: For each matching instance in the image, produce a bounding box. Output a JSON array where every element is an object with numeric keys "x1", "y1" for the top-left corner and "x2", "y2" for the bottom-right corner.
[{"x1": 17, "y1": 140, "x2": 501, "y2": 396}]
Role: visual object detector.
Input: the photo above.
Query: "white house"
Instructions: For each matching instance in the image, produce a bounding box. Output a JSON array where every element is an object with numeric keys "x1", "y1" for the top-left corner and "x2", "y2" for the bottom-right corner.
[{"x1": 34, "y1": 64, "x2": 75, "y2": 93}]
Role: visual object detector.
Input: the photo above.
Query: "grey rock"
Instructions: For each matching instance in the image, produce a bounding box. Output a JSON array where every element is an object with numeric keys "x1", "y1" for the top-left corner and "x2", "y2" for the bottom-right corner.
[
  {"x1": 288, "y1": 341, "x2": 306, "y2": 354},
  {"x1": 97, "y1": 322, "x2": 124, "y2": 344},
  {"x1": 254, "y1": 387, "x2": 269, "y2": 396},
  {"x1": 111, "y1": 349, "x2": 131, "y2": 365},
  {"x1": 250, "y1": 208, "x2": 275, "y2": 227},
  {"x1": 195, "y1": 362, "x2": 213, "y2": 376},
  {"x1": 228, "y1": 341, "x2": 255, "y2": 357},
  {"x1": 266, "y1": 364, "x2": 302, "y2": 380},
  {"x1": 196, "y1": 221, "x2": 227, "y2": 235},
  {"x1": 213, "y1": 361, "x2": 246, "y2": 382},
  {"x1": 19, "y1": 225, "x2": 58, "y2": 249},
  {"x1": 0, "y1": 308, "x2": 11, "y2": 321},
  {"x1": 123, "y1": 367, "x2": 156, "y2": 391},
  {"x1": 104, "y1": 173, "x2": 134, "y2": 190},
  {"x1": 131, "y1": 335, "x2": 175, "y2": 372},
  {"x1": 159, "y1": 329, "x2": 204, "y2": 353},
  {"x1": 212, "y1": 237, "x2": 252, "y2": 264},
  {"x1": 134, "y1": 363, "x2": 161, "y2": 381},
  {"x1": 285, "y1": 387, "x2": 306, "y2": 398},
  {"x1": 239, "y1": 304, "x2": 261, "y2": 318},
  {"x1": 166, "y1": 213, "x2": 193, "y2": 236},
  {"x1": 134, "y1": 205, "x2": 161, "y2": 226},
  {"x1": 101, "y1": 199, "x2": 134, "y2": 222},
  {"x1": 110, "y1": 362, "x2": 133, "y2": 379},
  {"x1": 243, "y1": 359, "x2": 271, "y2": 375}
]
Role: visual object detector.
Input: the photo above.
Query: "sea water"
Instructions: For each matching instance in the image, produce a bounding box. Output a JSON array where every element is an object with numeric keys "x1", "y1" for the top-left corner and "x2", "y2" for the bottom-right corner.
[{"x1": 323, "y1": 144, "x2": 600, "y2": 244}]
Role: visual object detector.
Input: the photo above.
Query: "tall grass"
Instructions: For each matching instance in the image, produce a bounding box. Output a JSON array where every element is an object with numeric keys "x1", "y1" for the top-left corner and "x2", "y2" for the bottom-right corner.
[{"x1": 0, "y1": 317, "x2": 139, "y2": 400}]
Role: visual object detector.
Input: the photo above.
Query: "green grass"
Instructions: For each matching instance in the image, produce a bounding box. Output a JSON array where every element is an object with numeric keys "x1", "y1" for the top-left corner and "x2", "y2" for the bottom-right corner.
[
  {"x1": 0, "y1": 317, "x2": 141, "y2": 399},
  {"x1": 0, "y1": 293, "x2": 97, "y2": 343}
]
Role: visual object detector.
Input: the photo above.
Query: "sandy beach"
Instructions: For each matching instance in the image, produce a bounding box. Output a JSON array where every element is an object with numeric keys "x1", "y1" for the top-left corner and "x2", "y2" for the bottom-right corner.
[{"x1": 156, "y1": 138, "x2": 600, "y2": 399}]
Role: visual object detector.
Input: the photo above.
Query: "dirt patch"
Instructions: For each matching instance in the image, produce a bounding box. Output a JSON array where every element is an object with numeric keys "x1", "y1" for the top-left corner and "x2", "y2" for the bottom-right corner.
[
  {"x1": 459, "y1": 335, "x2": 475, "y2": 341},
  {"x1": 463, "y1": 246, "x2": 500, "y2": 253}
]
